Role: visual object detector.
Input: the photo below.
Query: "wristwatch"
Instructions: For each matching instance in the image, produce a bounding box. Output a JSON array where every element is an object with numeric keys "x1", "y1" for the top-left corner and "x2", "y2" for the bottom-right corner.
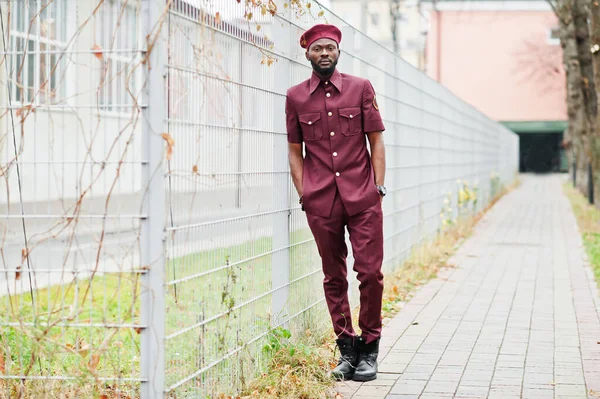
[{"x1": 376, "y1": 185, "x2": 387, "y2": 197}]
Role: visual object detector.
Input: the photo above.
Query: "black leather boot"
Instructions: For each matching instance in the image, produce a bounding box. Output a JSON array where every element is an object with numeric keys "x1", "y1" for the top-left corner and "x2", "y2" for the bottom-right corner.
[
  {"x1": 353, "y1": 337, "x2": 379, "y2": 382},
  {"x1": 331, "y1": 336, "x2": 359, "y2": 380}
]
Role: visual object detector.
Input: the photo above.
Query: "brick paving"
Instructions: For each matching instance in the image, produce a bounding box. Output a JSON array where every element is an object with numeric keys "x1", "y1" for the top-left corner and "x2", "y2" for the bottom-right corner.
[{"x1": 336, "y1": 175, "x2": 600, "y2": 399}]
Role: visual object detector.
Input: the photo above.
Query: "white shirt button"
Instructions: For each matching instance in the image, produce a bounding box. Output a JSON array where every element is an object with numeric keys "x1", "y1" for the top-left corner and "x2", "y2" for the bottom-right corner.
[
  {"x1": 349, "y1": 114, "x2": 353, "y2": 118},
  {"x1": 335, "y1": 172, "x2": 340, "y2": 177},
  {"x1": 326, "y1": 93, "x2": 331, "y2": 98},
  {"x1": 330, "y1": 132, "x2": 335, "y2": 136},
  {"x1": 333, "y1": 152, "x2": 338, "y2": 157},
  {"x1": 325, "y1": 81, "x2": 329, "y2": 85},
  {"x1": 308, "y1": 121, "x2": 312, "y2": 125},
  {"x1": 328, "y1": 112, "x2": 332, "y2": 117}
]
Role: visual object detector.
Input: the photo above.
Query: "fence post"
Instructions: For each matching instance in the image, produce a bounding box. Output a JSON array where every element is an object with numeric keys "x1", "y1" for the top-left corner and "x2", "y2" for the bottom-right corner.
[
  {"x1": 141, "y1": 1, "x2": 167, "y2": 397},
  {"x1": 271, "y1": 13, "x2": 291, "y2": 327},
  {"x1": 573, "y1": 153, "x2": 576, "y2": 186},
  {"x1": 589, "y1": 161, "x2": 594, "y2": 204}
]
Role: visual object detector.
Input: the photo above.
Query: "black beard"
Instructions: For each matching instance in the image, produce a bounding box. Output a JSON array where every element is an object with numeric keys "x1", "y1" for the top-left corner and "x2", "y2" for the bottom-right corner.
[{"x1": 311, "y1": 58, "x2": 338, "y2": 76}]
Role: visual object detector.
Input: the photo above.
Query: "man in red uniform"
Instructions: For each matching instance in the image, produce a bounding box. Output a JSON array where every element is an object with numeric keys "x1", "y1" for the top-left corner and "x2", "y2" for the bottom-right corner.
[{"x1": 285, "y1": 23, "x2": 387, "y2": 382}]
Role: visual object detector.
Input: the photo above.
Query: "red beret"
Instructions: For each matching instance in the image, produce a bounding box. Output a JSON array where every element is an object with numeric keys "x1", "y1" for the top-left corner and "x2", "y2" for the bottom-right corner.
[{"x1": 300, "y1": 24, "x2": 342, "y2": 49}]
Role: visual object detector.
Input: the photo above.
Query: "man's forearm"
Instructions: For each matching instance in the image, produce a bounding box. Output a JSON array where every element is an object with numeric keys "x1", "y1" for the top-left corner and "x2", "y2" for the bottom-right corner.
[
  {"x1": 370, "y1": 137, "x2": 386, "y2": 186},
  {"x1": 291, "y1": 161, "x2": 303, "y2": 197},
  {"x1": 288, "y1": 146, "x2": 304, "y2": 197}
]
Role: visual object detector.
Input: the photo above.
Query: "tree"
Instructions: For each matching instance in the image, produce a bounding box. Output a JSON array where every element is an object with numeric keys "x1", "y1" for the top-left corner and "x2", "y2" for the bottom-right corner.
[
  {"x1": 550, "y1": 0, "x2": 595, "y2": 196},
  {"x1": 590, "y1": 0, "x2": 600, "y2": 203}
]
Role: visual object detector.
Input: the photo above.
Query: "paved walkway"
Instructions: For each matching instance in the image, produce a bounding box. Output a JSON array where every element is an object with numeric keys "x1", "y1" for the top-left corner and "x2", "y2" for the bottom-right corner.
[{"x1": 337, "y1": 174, "x2": 600, "y2": 399}]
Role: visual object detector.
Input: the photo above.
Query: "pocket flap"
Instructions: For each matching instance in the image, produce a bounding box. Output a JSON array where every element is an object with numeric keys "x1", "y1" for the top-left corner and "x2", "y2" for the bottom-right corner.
[
  {"x1": 299, "y1": 112, "x2": 321, "y2": 125},
  {"x1": 339, "y1": 107, "x2": 361, "y2": 119}
]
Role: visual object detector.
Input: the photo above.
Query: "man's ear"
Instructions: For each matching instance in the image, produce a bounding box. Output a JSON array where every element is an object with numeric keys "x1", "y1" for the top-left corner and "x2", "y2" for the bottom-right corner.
[{"x1": 305, "y1": 51, "x2": 309, "y2": 61}]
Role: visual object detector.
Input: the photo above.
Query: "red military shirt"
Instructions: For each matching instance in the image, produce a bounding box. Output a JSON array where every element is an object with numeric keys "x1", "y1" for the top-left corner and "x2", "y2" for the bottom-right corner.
[{"x1": 286, "y1": 69, "x2": 385, "y2": 218}]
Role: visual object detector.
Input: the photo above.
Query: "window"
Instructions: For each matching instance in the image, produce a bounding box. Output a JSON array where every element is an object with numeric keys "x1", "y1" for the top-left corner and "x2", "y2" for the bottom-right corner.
[
  {"x1": 96, "y1": 0, "x2": 142, "y2": 113},
  {"x1": 9, "y1": 0, "x2": 70, "y2": 105},
  {"x1": 548, "y1": 27, "x2": 560, "y2": 45}
]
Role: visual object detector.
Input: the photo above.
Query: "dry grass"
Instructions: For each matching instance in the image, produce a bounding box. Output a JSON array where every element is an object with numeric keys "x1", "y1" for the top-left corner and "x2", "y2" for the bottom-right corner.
[
  {"x1": 563, "y1": 182, "x2": 600, "y2": 286},
  {"x1": 241, "y1": 177, "x2": 521, "y2": 399}
]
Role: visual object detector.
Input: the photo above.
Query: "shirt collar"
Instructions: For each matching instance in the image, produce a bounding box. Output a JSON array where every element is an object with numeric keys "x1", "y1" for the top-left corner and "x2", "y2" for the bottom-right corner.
[{"x1": 309, "y1": 69, "x2": 343, "y2": 94}]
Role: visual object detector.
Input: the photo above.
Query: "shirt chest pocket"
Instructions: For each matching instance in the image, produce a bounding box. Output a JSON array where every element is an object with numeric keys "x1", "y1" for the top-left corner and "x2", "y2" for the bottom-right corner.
[
  {"x1": 299, "y1": 112, "x2": 322, "y2": 141},
  {"x1": 338, "y1": 107, "x2": 362, "y2": 136}
]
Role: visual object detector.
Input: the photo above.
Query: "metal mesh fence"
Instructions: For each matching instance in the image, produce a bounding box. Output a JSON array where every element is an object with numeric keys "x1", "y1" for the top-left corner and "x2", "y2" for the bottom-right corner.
[
  {"x1": 0, "y1": 0, "x2": 147, "y2": 397},
  {"x1": 0, "y1": 0, "x2": 519, "y2": 398}
]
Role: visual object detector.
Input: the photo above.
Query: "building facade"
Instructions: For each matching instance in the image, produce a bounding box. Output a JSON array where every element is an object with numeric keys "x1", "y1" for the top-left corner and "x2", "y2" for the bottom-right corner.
[
  {"x1": 328, "y1": 0, "x2": 427, "y2": 70},
  {"x1": 422, "y1": 0, "x2": 567, "y2": 172}
]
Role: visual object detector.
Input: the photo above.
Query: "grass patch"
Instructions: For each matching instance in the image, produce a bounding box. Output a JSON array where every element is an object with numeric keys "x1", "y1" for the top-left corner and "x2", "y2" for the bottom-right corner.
[
  {"x1": 563, "y1": 182, "x2": 600, "y2": 286},
  {"x1": 0, "y1": 229, "x2": 320, "y2": 398},
  {"x1": 237, "y1": 327, "x2": 337, "y2": 399},
  {"x1": 0, "y1": 273, "x2": 141, "y2": 399}
]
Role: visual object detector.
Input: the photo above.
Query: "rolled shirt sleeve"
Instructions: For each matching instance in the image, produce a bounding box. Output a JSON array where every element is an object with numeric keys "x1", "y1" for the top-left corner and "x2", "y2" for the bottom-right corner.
[
  {"x1": 362, "y1": 80, "x2": 385, "y2": 133},
  {"x1": 286, "y1": 91, "x2": 303, "y2": 143}
]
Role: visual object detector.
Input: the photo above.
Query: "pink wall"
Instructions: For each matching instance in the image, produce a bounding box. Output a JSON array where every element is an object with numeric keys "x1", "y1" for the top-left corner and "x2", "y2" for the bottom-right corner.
[{"x1": 426, "y1": 10, "x2": 566, "y2": 122}]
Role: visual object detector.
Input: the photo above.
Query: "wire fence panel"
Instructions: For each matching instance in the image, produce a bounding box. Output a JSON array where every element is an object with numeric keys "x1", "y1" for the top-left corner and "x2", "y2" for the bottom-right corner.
[
  {"x1": 0, "y1": 0, "x2": 519, "y2": 398},
  {"x1": 163, "y1": 1, "x2": 518, "y2": 398},
  {"x1": 0, "y1": 1, "x2": 147, "y2": 397}
]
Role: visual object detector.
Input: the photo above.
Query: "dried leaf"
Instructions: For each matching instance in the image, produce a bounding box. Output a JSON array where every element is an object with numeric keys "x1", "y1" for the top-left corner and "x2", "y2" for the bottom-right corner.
[
  {"x1": 100, "y1": 395, "x2": 109, "y2": 399},
  {"x1": 91, "y1": 44, "x2": 104, "y2": 61},
  {"x1": 306, "y1": 2, "x2": 311, "y2": 8},
  {"x1": 21, "y1": 248, "x2": 28, "y2": 261},
  {"x1": 134, "y1": 327, "x2": 143, "y2": 334},
  {"x1": 78, "y1": 342, "x2": 91, "y2": 357},
  {"x1": 161, "y1": 133, "x2": 175, "y2": 160},
  {"x1": 215, "y1": 12, "x2": 222, "y2": 24},
  {"x1": 247, "y1": 12, "x2": 253, "y2": 20},
  {"x1": 267, "y1": 58, "x2": 274, "y2": 67},
  {"x1": 89, "y1": 353, "x2": 100, "y2": 370},
  {"x1": 256, "y1": 25, "x2": 261, "y2": 31},
  {"x1": 192, "y1": 165, "x2": 198, "y2": 173},
  {"x1": 318, "y1": 10, "x2": 325, "y2": 17},
  {"x1": 15, "y1": 265, "x2": 21, "y2": 281},
  {"x1": 0, "y1": 350, "x2": 5, "y2": 374},
  {"x1": 335, "y1": 393, "x2": 343, "y2": 399}
]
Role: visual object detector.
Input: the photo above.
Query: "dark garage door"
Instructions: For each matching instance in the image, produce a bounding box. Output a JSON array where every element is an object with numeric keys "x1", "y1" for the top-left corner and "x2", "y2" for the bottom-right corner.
[{"x1": 518, "y1": 132, "x2": 565, "y2": 173}]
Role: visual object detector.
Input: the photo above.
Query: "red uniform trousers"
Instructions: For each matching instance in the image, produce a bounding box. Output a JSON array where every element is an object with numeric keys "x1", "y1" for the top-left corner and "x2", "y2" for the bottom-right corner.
[{"x1": 306, "y1": 190, "x2": 384, "y2": 345}]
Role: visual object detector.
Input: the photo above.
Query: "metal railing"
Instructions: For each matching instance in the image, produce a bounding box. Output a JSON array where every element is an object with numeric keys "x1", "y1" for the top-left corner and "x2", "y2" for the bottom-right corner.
[{"x1": 0, "y1": 0, "x2": 518, "y2": 398}]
